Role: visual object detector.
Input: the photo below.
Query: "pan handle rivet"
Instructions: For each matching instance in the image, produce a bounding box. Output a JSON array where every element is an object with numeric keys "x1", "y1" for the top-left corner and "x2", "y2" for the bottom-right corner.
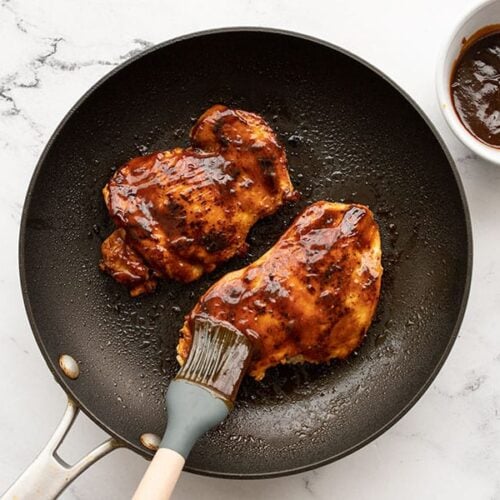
[
  {"x1": 140, "y1": 433, "x2": 161, "y2": 451},
  {"x1": 59, "y1": 354, "x2": 80, "y2": 380}
]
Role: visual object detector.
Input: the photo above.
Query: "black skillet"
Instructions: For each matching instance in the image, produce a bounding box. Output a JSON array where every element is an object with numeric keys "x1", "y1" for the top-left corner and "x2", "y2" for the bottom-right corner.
[{"x1": 10, "y1": 27, "x2": 471, "y2": 493}]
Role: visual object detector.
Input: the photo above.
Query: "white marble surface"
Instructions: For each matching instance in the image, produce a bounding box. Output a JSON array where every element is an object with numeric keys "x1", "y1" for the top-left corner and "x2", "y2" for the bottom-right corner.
[{"x1": 1, "y1": 0, "x2": 499, "y2": 498}]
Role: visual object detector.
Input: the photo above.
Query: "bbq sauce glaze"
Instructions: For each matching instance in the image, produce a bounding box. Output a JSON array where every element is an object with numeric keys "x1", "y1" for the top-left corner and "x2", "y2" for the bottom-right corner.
[{"x1": 451, "y1": 25, "x2": 500, "y2": 148}]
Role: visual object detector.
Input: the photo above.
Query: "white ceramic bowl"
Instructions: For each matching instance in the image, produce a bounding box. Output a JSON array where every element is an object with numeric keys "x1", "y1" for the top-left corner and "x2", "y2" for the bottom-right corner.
[{"x1": 436, "y1": 0, "x2": 500, "y2": 164}]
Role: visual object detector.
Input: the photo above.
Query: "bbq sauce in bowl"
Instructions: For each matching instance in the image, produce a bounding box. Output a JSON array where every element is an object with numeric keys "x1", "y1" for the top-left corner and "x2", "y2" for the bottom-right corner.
[{"x1": 451, "y1": 25, "x2": 500, "y2": 148}]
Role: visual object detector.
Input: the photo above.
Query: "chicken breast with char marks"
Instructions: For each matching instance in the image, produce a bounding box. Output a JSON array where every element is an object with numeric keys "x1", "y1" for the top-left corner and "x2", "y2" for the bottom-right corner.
[
  {"x1": 100, "y1": 105, "x2": 297, "y2": 296},
  {"x1": 178, "y1": 201, "x2": 382, "y2": 380},
  {"x1": 190, "y1": 104, "x2": 293, "y2": 200}
]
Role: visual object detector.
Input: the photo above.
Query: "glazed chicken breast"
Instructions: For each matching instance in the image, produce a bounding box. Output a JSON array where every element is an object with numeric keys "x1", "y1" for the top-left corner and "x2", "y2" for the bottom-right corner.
[
  {"x1": 100, "y1": 105, "x2": 296, "y2": 296},
  {"x1": 178, "y1": 201, "x2": 382, "y2": 380}
]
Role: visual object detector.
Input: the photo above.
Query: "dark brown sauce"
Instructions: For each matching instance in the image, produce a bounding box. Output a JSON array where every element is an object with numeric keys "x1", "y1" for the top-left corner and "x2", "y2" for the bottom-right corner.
[{"x1": 451, "y1": 25, "x2": 500, "y2": 148}]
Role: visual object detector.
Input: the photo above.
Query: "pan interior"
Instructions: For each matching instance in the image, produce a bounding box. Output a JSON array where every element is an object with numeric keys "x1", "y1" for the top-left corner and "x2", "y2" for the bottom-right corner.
[{"x1": 21, "y1": 30, "x2": 470, "y2": 477}]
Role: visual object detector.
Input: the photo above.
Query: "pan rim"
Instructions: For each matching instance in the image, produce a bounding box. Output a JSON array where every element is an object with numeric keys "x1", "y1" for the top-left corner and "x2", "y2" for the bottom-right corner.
[{"x1": 18, "y1": 26, "x2": 473, "y2": 479}]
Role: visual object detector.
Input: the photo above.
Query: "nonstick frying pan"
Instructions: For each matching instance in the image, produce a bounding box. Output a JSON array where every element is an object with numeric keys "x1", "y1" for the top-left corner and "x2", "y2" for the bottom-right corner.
[{"x1": 10, "y1": 28, "x2": 471, "y2": 495}]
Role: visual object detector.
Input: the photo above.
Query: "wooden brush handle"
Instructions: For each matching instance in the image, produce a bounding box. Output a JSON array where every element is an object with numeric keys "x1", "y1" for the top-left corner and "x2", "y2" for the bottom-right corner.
[{"x1": 132, "y1": 448, "x2": 185, "y2": 500}]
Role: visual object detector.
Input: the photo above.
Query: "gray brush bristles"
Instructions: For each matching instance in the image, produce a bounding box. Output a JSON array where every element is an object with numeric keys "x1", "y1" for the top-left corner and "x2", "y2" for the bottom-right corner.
[{"x1": 176, "y1": 316, "x2": 253, "y2": 406}]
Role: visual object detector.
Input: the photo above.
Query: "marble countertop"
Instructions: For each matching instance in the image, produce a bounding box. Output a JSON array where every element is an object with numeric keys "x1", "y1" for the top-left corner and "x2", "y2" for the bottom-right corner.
[{"x1": 1, "y1": 0, "x2": 499, "y2": 498}]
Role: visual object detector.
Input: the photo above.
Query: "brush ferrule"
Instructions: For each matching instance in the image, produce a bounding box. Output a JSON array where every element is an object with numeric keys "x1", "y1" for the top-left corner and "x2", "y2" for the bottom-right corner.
[{"x1": 161, "y1": 380, "x2": 229, "y2": 459}]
